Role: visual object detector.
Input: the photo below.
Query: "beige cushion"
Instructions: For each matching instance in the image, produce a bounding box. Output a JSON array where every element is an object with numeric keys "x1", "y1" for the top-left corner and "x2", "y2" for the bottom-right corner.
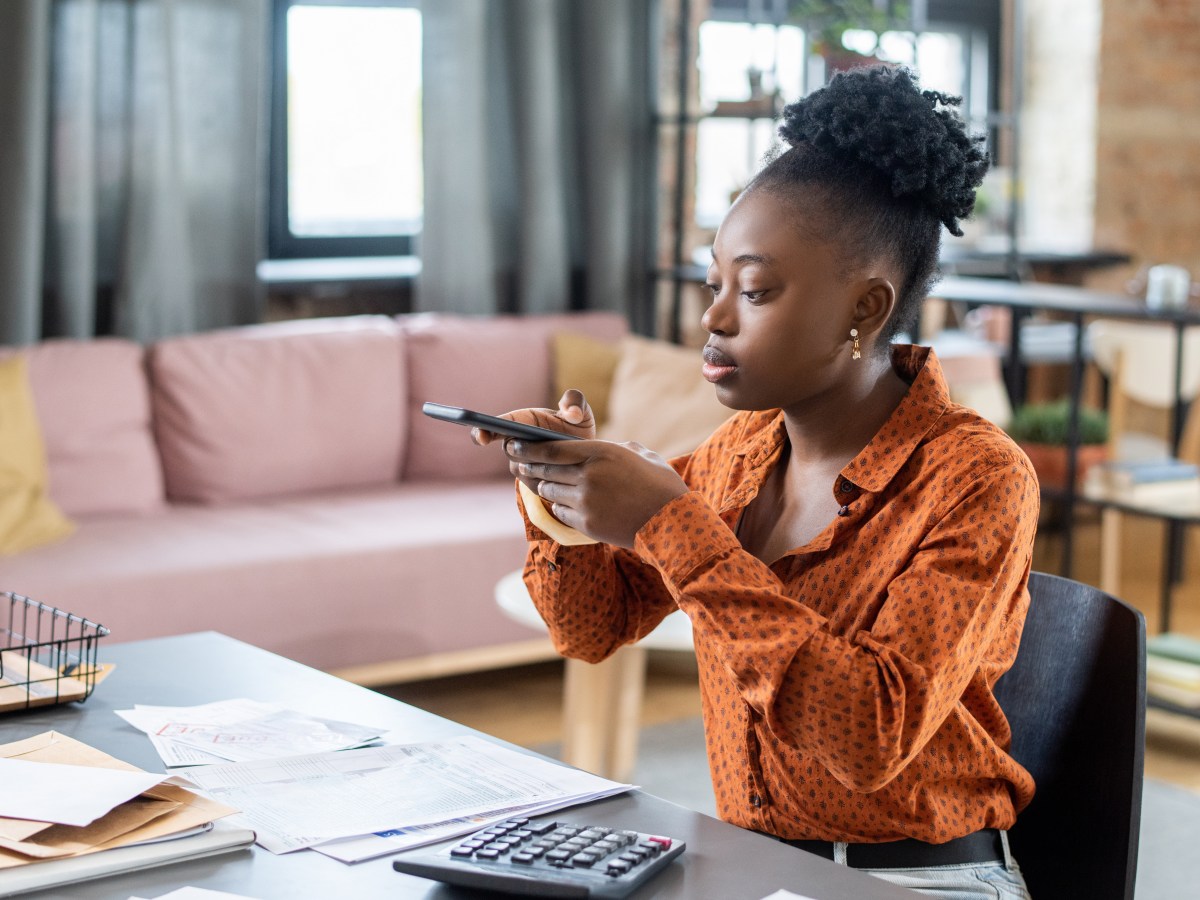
[
  {"x1": 550, "y1": 331, "x2": 623, "y2": 427},
  {"x1": 598, "y1": 336, "x2": 736, "y2": 458},
  {"x1": 0, "y1": 356, "x2": 75, "y2": 554}
]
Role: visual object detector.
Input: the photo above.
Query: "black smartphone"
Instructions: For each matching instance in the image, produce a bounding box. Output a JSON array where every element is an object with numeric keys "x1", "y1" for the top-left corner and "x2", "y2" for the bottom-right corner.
[{"x1": 422, "y1": 402, "x2": 582, "y2": 441}]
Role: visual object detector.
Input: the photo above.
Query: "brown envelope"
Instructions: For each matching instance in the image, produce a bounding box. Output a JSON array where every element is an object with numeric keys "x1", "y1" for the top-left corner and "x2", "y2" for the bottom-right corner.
[{"x1": 0, "y1": 731, "x2": 239, "y2": 870}]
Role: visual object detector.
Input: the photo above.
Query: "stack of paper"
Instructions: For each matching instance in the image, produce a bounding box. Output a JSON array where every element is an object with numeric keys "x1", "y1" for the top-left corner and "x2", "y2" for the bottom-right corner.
[
  {"x1": 1147, "y1": 633, "x2": 1200, "y2": 708},
  {"x1": 116, "y1": 698, "x2": 384, "y2": 767},
  {"x1": 176, "y1": 734, "x2": 634, "y2": 862},
  {"x1": 0, "y1": 731, "x2": 254, "y2": 896}
]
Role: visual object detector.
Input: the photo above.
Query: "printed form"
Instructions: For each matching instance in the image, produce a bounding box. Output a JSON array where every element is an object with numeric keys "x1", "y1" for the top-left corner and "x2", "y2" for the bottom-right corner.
[{"x1": 178, "y1": 735, "x2": 632, "y2": 855}]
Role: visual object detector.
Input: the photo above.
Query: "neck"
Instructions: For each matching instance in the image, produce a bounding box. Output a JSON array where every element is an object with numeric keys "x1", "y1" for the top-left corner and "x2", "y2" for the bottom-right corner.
[{"x1": 781, "y1": 353, "x2": 910, "y2": 465}]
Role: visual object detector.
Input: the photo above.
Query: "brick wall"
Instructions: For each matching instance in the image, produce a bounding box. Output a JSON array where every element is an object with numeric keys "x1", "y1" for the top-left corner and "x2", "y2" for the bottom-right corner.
[{"x1": 1090, "y1": 0, "x2": 1200, "y2": 293}]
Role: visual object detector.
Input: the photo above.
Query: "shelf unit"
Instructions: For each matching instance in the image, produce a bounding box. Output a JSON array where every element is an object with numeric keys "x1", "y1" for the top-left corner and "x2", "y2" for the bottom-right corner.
[{"x1": 656, "y1": 0, "x2": 1013, "y2": 343}]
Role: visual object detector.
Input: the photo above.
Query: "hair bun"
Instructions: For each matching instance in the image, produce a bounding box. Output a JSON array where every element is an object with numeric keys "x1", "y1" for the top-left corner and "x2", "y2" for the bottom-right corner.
[{"x1": 778, "y1": 66, "x2": 988, "y2": 236}]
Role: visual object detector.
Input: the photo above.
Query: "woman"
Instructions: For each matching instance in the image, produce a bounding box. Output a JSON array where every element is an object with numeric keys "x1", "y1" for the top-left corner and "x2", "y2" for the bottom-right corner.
[{"x1": 476, "y1": 66, "x2": 1037, "y2": 899}]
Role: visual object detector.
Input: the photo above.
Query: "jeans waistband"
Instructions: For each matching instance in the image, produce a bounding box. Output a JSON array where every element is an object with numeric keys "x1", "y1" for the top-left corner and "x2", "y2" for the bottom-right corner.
[{"x1": 781, "y1": 828, "x2": 1005, "y2": 869}]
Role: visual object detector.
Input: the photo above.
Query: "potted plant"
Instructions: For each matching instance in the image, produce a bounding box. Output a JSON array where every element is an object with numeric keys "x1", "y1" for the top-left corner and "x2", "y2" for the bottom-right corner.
[
  {"x1": 790, "y1": 1, "x2": 910, "y2": 72},
  {"x1": 1006, "y1": 400, "x2": 1109, "y2": 490}
]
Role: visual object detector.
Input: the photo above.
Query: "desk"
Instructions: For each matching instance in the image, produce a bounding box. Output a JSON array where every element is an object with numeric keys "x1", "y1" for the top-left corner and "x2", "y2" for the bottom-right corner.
[
  {"x1": 495, "y1": 570, "x2": 694, "y2": 783},
  {"x1": 0, "y1": 632, "x2": 915, "y2": 899}
]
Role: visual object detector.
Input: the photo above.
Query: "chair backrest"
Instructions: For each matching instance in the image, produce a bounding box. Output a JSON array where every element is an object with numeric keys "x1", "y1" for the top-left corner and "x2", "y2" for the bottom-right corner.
[{"x1": 994, "y1": 571, "x2": 1146, "y2": 900}]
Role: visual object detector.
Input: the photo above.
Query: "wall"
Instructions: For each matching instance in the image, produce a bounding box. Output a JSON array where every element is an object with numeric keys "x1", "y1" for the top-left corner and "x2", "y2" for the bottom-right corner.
[{"x1": 1090, "y1": 0, "x2": 1200, "y2": 293}]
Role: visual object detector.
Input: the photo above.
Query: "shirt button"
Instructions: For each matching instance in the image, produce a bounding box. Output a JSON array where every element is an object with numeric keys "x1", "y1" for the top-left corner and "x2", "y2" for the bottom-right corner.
[
  {"x1": 547, "y1": 561, "x2": 557, "y2": 572},
  {"x1": 839, "y1": 480, "x2": 854, "y2": 493},
  {"x1": 749, "y1": 794, "x2": 762, "y2": 808}
]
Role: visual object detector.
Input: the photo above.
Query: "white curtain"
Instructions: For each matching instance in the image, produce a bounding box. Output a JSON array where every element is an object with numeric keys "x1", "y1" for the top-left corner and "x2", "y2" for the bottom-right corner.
[
  {"x1": 0, "y1": 0, "x2": 267, "y2": 345},
  {"x1": 418, "y1": 0, "x2": 656, "y2": 325}
]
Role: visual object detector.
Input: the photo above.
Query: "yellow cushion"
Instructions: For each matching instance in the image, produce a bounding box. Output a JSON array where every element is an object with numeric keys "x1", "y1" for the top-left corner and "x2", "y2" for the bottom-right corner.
[
  {"x1": 598, "y1": 335, "x2": 736, "y2": 458},
  {"x1": 551, "y1": 331, "x2": 623, "y2": 427},
  {"x1": 0, "y1": 355, "x2": 74, "y2": 555}
]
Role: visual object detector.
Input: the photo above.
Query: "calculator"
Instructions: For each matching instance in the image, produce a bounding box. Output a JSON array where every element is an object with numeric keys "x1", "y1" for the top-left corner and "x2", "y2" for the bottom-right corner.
[{"x1": 391, "y1": 817, "x2": 686, "y2": 898}]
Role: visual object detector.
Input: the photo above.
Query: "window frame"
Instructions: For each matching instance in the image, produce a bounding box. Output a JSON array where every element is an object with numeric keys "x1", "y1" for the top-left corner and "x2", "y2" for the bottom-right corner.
[{"x1": 267, "y1": 0, "x2": 421, "y2": 260}]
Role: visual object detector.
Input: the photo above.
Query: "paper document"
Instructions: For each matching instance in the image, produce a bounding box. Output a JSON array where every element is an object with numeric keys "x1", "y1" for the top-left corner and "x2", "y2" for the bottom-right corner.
[
  {"x1": 130, "y1": 887, "x2": 260, "y2": 900},
  {"x1": 0, "y1": 757, "x2": 168, "y2": 827},
  {"x1": 116, "y1": 698, "x2": 383, "y2": 766},
  {"x1": 178, "y1": 735, "x2": 632, "y2": 855}
]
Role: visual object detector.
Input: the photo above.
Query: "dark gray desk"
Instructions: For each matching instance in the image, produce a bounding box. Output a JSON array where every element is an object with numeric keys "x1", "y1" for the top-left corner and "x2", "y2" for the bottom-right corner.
[{"x1": 0, "y1": 633, "x2": 916, "y2": 899}]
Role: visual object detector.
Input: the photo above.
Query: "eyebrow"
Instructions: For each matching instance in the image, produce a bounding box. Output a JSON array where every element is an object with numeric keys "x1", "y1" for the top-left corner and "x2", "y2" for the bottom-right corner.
[
  {"x1": 709, "y1": 252, "x2": 776, "y2": 272},
  {"x1": 732, "y1": 253, "x2": 775, "y2": 266}
]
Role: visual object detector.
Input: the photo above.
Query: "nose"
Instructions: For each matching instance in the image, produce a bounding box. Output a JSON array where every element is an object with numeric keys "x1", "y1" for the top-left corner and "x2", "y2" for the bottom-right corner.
[{"x1": 701, "y1": 286, "x2": 734, "y2": 336}]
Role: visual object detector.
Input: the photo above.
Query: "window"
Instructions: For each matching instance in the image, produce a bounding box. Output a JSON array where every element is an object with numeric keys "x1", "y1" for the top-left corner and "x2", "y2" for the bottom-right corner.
[
  {"x1": 692, "y1": 1, "x2": 1001, "y2": 236},
  {"x1": 268, "y1": 0, "x2": 422, "y2": 259}
]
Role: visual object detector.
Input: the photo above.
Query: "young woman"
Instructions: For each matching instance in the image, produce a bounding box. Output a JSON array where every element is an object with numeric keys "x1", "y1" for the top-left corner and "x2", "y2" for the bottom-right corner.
[{"x1": 475, "y1": 66, "x2": 1037, "y2": 899}]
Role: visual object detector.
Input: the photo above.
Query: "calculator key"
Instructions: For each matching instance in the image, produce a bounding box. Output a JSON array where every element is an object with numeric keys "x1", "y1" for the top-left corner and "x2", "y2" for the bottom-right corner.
[
  {"x1": 449, "y1": 846, "x2": 474, "y2": 858},
  {"x1": 571, "y1": 851, "x2": 600, "y2": 867},
  {"x1": 606, "y1": 860, "x2": 632, "y2": 876},
  {"x1": 475, "y1": 848, "x2": 500, "y2": 860},
  {"x1": 545, "y1": 850, "x2": 572, "y2": 865},
  {"x1": 620, "y1": 850, "x2": 647, "y2": 864},
  {"x1": 648, "y1": 836, "x2": 673, "y2": 850},
  {"x1": 512, "y1": 828, "x2": 533, "y2": 840},
  {"x1": 580, "y1": 828, "x2": 610, "y2": 839},
  {"x1": 527, "y1": 821, "x2": 558, "y2": 835},
  {"x1": 637, "y1": 841, "x2": 662, "y2": 856},
  {"x1": 483, "y1": 842, "x2": 511, "y2": 854},
  {"x1": 511, "y1": 852, "x2": 536, "y2": 865}
]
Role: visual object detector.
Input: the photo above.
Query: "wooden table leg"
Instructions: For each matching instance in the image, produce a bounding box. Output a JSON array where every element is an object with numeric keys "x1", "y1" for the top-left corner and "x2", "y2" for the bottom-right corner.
[{"x1": 561, "y1": 644, "x2": 648, "y2": 782}]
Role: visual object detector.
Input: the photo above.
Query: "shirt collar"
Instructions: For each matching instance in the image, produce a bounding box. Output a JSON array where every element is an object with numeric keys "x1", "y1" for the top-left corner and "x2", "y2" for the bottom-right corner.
[
  {"x1": 842, "y1": 344, "x2": 950, "y2": 493},
  {"x1": 728, "y1": 345, "x2": 951, "y2": 493}
]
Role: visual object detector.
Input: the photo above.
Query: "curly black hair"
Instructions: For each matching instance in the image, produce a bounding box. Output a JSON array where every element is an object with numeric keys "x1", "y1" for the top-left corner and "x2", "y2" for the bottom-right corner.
[{"x1": 750, "y1": 66, "x2": 989, "y2": 343}]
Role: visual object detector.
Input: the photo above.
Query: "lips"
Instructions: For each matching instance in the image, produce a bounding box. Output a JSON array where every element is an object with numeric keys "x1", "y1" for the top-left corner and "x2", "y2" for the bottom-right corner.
[{"x1": 701, "y1": 345, "x2": 737, "y2": 383}]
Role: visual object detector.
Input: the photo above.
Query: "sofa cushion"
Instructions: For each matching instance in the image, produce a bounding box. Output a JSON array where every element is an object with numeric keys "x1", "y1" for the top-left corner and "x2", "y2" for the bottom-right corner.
[
  {"x1": 4, "y1": 338, "x2": 165, "y2": 517},
  {"x1": 0, "y1": 355, "x2": 75, "y2": 553},
  {"x1": 400, "y1": 312, "x2": 628, "y2": 480},
  {"x1": 599, "y1": 335, "x2": 736, "y2": 458},
  {"x1": 150, "y1": 316, "x2": 405, "y2": 503}
]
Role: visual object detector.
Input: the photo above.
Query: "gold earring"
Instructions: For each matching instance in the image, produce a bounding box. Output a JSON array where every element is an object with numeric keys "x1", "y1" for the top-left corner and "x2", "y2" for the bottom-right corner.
[{"x1": 850, "y1": 328, "x2": 861, "y2": 360}]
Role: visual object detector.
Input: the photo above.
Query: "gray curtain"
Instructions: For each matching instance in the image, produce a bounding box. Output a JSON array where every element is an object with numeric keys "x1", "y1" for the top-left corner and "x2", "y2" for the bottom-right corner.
[
  {"x1": 419, "y1": 0, "x2": 657, "y2": 328},
  {"x1": 0, "y1": 0, "x2": 267, "y2": 346}
]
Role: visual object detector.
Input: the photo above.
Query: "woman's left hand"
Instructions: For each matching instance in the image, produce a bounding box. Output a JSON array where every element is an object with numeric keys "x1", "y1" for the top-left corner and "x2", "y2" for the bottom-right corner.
[{"x1": 505, "y1": 438, "x2": 689, "y2": 549}]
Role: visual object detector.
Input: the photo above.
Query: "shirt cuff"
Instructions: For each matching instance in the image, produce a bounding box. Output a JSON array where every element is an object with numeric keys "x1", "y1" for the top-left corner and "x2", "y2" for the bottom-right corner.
[{"x1": 633, "y1": 490, "x2": 742, "y2": 585}]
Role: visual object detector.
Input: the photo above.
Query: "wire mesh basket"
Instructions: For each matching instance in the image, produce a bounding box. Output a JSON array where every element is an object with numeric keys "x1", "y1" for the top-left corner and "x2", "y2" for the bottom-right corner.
[{"x1": 1, "y1": 591, "x2": 110, "y2": 713}]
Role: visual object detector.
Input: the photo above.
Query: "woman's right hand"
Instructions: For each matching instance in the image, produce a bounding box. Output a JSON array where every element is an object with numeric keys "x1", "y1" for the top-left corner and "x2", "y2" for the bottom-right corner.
[{"x1": 472, "y1": 390, "x2": 596, "y2": 492}]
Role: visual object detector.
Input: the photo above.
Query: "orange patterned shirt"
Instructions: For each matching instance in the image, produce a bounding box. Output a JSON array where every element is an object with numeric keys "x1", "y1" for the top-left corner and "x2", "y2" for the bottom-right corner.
[{"x1": 521, "y1": 346, "x2": 1039, "y2": 843}]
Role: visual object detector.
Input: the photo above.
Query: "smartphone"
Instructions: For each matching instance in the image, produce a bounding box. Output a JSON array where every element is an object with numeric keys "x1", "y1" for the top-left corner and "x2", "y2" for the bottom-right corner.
[{"x1": 422, "y1": 402, "x2": 582, "y2": 441}]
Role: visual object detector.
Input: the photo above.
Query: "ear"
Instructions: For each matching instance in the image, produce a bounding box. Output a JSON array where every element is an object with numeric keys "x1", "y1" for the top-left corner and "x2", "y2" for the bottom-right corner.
[{"x1": 851, "y1": 278, "x2": 897, "y2": 342}]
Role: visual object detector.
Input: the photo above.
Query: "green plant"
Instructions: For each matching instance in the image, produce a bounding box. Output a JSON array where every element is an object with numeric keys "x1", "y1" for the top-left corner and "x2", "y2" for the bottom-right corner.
[
  {"x1": 1006, "y1": 400, "x2": 1109, "y2": 446},
  {"x1": 790, "y1": 0, "x2": 910, "y2": 55}
]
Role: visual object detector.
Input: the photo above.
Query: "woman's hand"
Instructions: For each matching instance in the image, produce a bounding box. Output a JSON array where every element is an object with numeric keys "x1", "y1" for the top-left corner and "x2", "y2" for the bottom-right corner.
[
  {"x1": 473, "y1": 391, "x2": 597, "y2": 498},
  {"x1": 472, "y1": 390, "x2": 595, "y2": 445},
  {"x1": 505, "y1": 436, "x2": 689, "y2": 549}
]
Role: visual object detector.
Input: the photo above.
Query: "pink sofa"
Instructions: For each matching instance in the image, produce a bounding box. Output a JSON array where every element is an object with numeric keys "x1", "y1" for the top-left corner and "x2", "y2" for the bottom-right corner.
[{"x1": 1, "y1": 311, "x2": 628, "y2": 682}]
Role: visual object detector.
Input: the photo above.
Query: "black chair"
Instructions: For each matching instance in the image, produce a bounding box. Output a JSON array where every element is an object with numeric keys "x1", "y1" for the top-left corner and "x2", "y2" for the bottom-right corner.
[{"x1": 994, "y1": 571, "x2": 1146, "y2": 900}]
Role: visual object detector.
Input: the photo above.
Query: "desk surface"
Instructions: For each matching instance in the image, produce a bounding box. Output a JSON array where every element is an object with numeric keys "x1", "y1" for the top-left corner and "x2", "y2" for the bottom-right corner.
[{"x1": 0, "y1": 633, "x2": 914, "y2": 900}]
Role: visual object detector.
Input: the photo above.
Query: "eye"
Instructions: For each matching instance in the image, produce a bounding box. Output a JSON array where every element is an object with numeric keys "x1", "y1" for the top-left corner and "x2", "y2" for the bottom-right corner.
[
  {"x1": 703, "y1": 282, "x2": 720, "y2": 296},
  {"x1": 741, "y1": 289, "x2": 767, "y2": 303}
]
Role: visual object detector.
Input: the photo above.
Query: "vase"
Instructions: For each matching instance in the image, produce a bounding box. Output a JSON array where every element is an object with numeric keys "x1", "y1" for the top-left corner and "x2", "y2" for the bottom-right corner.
[{"x1": 1018, "y1": 442, "x2": 1108, "y2": 491}]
